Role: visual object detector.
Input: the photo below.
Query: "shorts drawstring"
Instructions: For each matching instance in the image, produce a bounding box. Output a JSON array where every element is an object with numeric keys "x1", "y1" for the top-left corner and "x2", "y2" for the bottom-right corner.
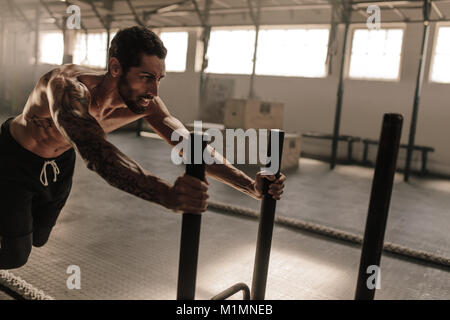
[{"x1": 40, "y1": 160, "x2": 60, "y2": 187}]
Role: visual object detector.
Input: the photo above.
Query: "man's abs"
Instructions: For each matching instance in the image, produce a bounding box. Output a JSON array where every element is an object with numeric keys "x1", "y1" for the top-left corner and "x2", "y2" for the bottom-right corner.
[
  {"x1": 10, "y1": 114, "x2": 73, "y2": 159},
  {"x1": 7, "y1": 67, "x2": 74, "y2": 159}
]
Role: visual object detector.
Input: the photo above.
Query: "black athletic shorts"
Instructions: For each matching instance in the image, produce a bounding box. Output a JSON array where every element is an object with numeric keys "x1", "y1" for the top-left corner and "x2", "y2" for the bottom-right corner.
[{"x1": 0, "y1": 117, "x2": 76, "y2": 238}]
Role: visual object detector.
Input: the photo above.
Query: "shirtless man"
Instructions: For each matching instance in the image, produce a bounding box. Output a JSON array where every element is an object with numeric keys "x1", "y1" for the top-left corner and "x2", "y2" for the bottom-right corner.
[{"x1": 0, "y1": 26, "x2": 286, "y2": 269}]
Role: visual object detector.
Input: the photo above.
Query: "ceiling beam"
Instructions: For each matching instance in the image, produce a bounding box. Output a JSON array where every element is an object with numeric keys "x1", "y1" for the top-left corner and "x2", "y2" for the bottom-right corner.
[
  {"x1": 387, "y1": 4, "x2": 409, "y2": 21},
  {"x1": 431, "y1": 1, "x2": 445, "y2": 19},
  {"x1": 84, "y1": 0, "x2": 108, "y2": 29},
  {"x1": 247, "y1": 0, "x2": 256, "y2": 24},
  {"x1": 143, "y1": 0, "x2": 192, "y2": 28},
  {"x1": 39, "y1": 0, "x2": 63, "y2": 30},
  {"x1": 75, "y1": 0, "x2": 113, "y2": 13},
  {"x1": 191, "y1": 0, "x2": 205, "y2": 24},
  {"x1": 7, "y1": 0, "x2": 34, "y2": 31},
  {"x1": 159, "y1": 3, "x2": 332, "y2": 17},
  {"x1": 144, "y1": 12, "x2": 177, "y2": 27},
  {"x1": 356, "y1": 8, "x2": 369, "y2": 19},
  {"x1": 352, "y1": 0, "x2": 425, "y2": 8},
  {"x1": 48, "y1": 0, "x2": 450, "y2": 27},
  {"x1": 125, "y1": 0, "x2": 144, "y2": 26},
  {"x1": 213, "y1": 0, "x2": 231, "y2": 8},
  {"x1": 145, "y1": 0, "x2": 192, "y2": 15}
]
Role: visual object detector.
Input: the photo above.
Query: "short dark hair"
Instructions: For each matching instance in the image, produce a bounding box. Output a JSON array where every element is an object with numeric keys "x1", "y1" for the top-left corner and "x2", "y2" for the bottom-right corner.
[{"x1": 108, "y1": 26, "x2": 167, "y2": 73}]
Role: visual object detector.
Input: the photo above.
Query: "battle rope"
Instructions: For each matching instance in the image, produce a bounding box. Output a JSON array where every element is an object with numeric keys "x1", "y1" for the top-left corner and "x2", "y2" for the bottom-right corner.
[
  {"x1": 208, "y1": 200, "x2": 450, "y2": 269},
  {"x1": 0, "y1": 270, "x2": 54, "y2": 300}
]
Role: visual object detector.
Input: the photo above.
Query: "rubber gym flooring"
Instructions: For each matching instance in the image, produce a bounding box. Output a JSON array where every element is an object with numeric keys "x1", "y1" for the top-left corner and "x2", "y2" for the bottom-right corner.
[{"x1": 0, "y1": 120, "x2": 449, "y2": 299}]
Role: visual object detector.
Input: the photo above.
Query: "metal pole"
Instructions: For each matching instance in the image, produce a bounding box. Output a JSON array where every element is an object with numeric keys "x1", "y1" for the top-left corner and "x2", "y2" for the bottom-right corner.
[
  {"x1": 355, "y1": 113, "x2": 403, "y2": 300},
  {"x1": 34, "y1": 2, "x2": 40, "y2": 68},
  {"x1": 251, "y1": 129, "x2": 285, "y2": 300},
  {"x1": 248, "y1": 0, "x2": 261, "y2": 99},
  {"x1": 177, "y1": 132, "x2": 207, "y2": 300},
  {"x1": 136, "y1": 119, "x2": 143, "y2": 137},
  {"x1": 249, "y1": 27, "x2": 259, "y2": 99},
  {"x1": 197, "y1": 0, "x2": 212, "y2": 119},
  {"x1": 199, "y1": 25, "x2": 211, "y2": 116},
  {"x1": 211, "y1": 283, "x2": 250, "y2": 300},
  {"x1": 330, "y1": 10, "x2": 350, "y2": 170},
  {"x1": 62, "y1": 17, "x2": 75, "y2": 65},
  {"x1": 404, "y1": 0, "x2": 431, "y2": 182}
]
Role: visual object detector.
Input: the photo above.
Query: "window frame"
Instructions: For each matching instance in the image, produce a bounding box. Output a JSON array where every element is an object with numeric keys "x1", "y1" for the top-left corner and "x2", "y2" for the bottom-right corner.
[
  {"x1": 428, "y1": 21, "x2": 450, "y2": 84},
  {"x1": 255, "y1": 24, "x2": 331, "y2": 79},
  {"x1": 39, "y1": 30, "x2": 64, "y2": 65},
  {"x1": 158, "y1": 28, "x2": 191, "y2": 73},
  {"x1": 345, "y1": 22, "x2": 407, "y2": 82},
  {"x1": 203, "y1": 25, "x2": 257, "y2": 76},
  {"x1": 203, "y1": 24, "x2": 331, "y2": 77},
  {"x1": 73, "y1": 29, "x2": 118, "y2": 69}
]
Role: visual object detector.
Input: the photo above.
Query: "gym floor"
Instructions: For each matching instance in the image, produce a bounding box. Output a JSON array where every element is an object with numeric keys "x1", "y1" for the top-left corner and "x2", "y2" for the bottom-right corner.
[{"x1": 1, "y1": 121, "x2": 448, "y2": 300}]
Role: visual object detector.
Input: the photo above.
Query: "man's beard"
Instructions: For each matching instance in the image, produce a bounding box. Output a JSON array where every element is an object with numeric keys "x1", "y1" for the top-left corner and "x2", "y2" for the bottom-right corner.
[{"x1": 118, "y1": 75, "x2": 151, "y2": 115}]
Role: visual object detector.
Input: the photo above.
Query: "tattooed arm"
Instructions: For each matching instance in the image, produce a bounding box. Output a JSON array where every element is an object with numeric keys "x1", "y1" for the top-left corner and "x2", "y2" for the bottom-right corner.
[
  {"x1": 144, "y1": 97, "x2": 263, "y2": 200},
  {"x1": 47, "y1": 76, "x2": 174, "y2": 209}
]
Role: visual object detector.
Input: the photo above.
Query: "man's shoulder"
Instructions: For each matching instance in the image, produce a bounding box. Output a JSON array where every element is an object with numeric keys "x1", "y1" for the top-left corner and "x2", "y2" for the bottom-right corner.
[
  {"x1": 44, "y1": 64, "x2": 100, "y2": 86},
  {"x1": 44, "y1": 69, "x2": 92, "y2": 115},
  {"x1": 39, "y1": 64, "x2": 77, "y2": 82},
  {"x1": 46, "y1": 67, "x2": 90, "y2": 95}
]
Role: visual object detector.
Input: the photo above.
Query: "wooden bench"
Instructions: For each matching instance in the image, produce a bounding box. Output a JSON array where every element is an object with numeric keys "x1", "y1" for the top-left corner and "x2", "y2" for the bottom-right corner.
[
  {"x1": 301, "y1": 132, "x2": 361, "y2": 163},
  {"x1": 362, "y1": 138, "x2": 434, "y2": 174}
]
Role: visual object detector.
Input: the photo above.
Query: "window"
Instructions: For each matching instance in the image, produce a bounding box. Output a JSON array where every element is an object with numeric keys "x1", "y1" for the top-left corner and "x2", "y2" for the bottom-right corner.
[
  {"x1": 205, "y1": 28, "x2": 256, "y2": 75},
  {"x1": 160, "y1": 31, "x2": 188, "y2": 72},
  {"x1": 73, "y1": 32, "x2": 113, "y2": 68},
  {"x1": 430, "y1": 26, "x2": 450, "y2": 83},
  {"x1": 348, "y1": 28, "x2": 404, "y2": 80},
  {"x1": 255, "y1": 27, "x2": 329, "y2": 78},
  {"x1": 39, "y1": 32, "x2": 64, "y2": 65}
]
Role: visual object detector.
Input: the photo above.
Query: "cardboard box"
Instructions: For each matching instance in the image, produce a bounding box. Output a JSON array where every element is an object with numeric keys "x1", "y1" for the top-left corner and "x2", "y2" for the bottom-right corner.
[
  {"x1": 224, "y1": 99, "x2": 284, "y2": 130},
  {"x1": 225, "y1": 132, "x2": 301, "y2": 171},
  {"x1": 185, "y1": 122, "x2": 300, "y2": 171},
  {"x1": 281, "y1": 133, "x2": 301, "y2": 170}
]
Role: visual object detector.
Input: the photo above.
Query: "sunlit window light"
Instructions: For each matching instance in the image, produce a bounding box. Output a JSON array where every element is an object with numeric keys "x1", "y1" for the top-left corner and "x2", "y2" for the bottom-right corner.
[
  {"x1": 430, "y1": 26, "x2": 450, "y2": 83},
  {"x1": 348, "y1": 28, "x2": 404, "y2": 81},
  {"x1": 205, "y1": 28, "x2": 256, "y2": 75},
  {"x1": 255, "y1": 28, "x2": 329, "y2": 78},
  {"x1": 39, "y1": 32, "x2": 64, "y2": 65},
  {"x1": 160, "y1": 31, "x2": 188, "y2": 72},
  {"x1": 73, "y1": 32, "x2": 112, "y2": 69}
]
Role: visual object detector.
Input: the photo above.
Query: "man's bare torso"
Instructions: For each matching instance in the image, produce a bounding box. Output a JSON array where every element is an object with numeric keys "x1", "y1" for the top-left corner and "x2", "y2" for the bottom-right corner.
[{"x1": 9, "y1": 64, "x2": 146, "y2": 159}]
